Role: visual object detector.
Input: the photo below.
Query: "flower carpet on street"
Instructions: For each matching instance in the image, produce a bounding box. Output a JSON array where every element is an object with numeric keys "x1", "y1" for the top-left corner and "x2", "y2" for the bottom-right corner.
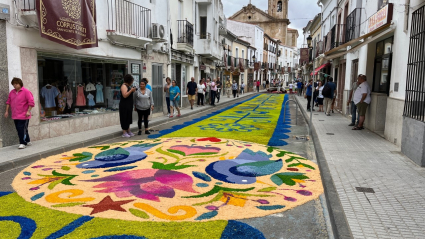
[
  {"x1": 2, "y1": 137, "x2": 323, "y2": 238},
  {"x1": 150, "y1": 94, "x2": 291, "y2": 146}
]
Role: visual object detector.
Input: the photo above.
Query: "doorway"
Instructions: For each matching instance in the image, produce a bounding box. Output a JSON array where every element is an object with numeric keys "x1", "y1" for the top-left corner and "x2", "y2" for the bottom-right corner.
[{"x1": 152, "y1": 64, "x2": 163, "y2": 113}]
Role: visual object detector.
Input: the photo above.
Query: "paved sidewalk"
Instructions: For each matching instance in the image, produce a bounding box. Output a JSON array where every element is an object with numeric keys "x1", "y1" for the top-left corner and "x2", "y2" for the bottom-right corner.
[
  {"x1": 0, "y1": 90, "x2": 264, "y2": 172},
  {"x1": 295, "y1": 95, "x2": 425, "y2": 239}
]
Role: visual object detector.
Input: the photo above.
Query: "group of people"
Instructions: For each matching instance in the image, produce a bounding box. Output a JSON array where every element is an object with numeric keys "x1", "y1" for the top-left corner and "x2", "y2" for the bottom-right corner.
[{"x1": 300, "y1": 74, "x2": 371, "y2": 130}]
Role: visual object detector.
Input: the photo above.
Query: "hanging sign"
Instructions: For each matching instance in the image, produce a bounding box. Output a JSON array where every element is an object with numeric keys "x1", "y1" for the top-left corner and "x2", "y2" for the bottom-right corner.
[
  {"x1": 36, "y1": 0, "x2": 98, "y2": 49},
  {"x1": 368, "y1": 4, "x2": 393, "y2": 33}
]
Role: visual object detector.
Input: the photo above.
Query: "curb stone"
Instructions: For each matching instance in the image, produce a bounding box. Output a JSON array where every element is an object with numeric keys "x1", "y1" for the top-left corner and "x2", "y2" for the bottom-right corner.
[{"x1": 293, "y1": 95, "x2": 353, "y2": 239}]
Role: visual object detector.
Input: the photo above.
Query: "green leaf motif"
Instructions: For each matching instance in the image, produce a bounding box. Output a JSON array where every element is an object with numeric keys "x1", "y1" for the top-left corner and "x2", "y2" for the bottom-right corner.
[
  {"x1": 89, "y1": 146, "x2": 110, "y2": 150},
  {"x1": 69, "y1": 152, "x2": 93, "y2": 162},
  {"x1": 271, "y1": 173, "x2": 310, "y2": 186},
  {"x1": 258, "y1": 187, "x2": 277, "y2": 192},
  {"x1": 129, "y1": 208, "x2": 150, "y2": 219},
  {"x1": 183, "y1": 185, "x2": 255, "y2": 199},
  {"x1": 267, "y1": 147, "x2": 274, "y2": 153},
  {"x1": 151, "y1": 162, "x2": 195, "y2": 170},
  {"x1": 287, "y1": 163, "x2": 315, "y2": 170},
  {"x1": 61, "y1": 166, "x2": 71, "y2": 171},
  {"x1": 156, "y1": 147, "x2": 180, "y2": 160}
]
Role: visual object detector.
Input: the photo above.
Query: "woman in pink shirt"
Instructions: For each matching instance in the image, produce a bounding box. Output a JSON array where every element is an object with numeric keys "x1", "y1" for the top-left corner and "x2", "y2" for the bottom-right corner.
[{"x1": 5, "y1": 78, "x2": 35, "y2": 149}]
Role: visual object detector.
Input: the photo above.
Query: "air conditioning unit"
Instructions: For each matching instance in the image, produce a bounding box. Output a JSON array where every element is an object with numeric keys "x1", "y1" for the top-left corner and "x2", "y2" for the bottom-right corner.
[{"x1": 152, "y1": 23, "x2": 165, "y2": 40}]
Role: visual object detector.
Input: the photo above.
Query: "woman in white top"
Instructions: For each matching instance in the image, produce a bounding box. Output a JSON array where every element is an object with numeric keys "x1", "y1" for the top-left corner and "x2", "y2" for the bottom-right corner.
[
  {"x1": 316, "y1": 81, "x2": 324, "y2": 112},
  {"x1": 240, "y1": 81, "x2": 245, "y2": 95},
  {"x1": 197, "y1": 79, "x2": 206, "y2": 106}
]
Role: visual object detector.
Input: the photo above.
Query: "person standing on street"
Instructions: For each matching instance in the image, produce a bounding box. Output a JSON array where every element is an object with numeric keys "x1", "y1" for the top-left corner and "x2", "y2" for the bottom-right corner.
[
  {"x1": 240, "y1": 81, "x2": 245, "y2": 95},
  {"x1": 256, "y1": 80, "x2": 260, "y2": 92},
  {"x1": 323, "y1": 77, "x2": 337, "y2": 116},
  {"x1": 352, "y1": 75, "x2": 371, "y2": 130},
  {"x1": 5, "y1": 77, "x2": 35, "y2": 149},
  {"x1": 205, "y1": 78, "x2": 211, "y2": 105},
  {"x1": 169, "y1": 80, "x2": 181, "y2": 117},
  {"x1": 316, "y1": 81, "x2": 324, "y2": 112},
  {"x1": 226, "y1": 79, "x2": 232, "y2": 97},
  {"x1": 134, "y1": 81, "x2": 154, "y2": 135},
  {"x1": 297, "y1": 80, "x2": 303, "y2": 96},
  {"x1": 347, "y1": 76, "x2": 360, "y2": 126},
  {"x1": 164, "y1": 77, "x2": 171, "y2": 117},
  {"x1": 119, "y1": 74, "x2": 137, "y2": 138},
  {"x1": 210, "y1": 78, "x2": 217, "y2": 106},
  {"x1": 144, "y1": 78, "x2": 152, "y2": 91},
  {"x1": 266, "y1": 79, "x2": 269, "y2": 90},
  {"x1": 232, "y1": 80, "x2": 239, "y2": 98},
  {"x1": 186, "y1": 77, "x2": 197, "y2": 110},
  {"x1": 216, "y1": 77, "x2": 222, "y2": 103},
  {"x1": 305, "y1": 80, "x2": 314, "y2": 111},
  {"x1": 197, "y1": 79, "x2": 205, "y2": 106},
  {"x1": 289, "y1": 82, "x2": 293, "y2": 94}
]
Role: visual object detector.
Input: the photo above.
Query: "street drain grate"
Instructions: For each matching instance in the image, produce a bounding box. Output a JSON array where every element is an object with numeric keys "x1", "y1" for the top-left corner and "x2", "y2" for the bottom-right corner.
[
  {"x1": 326, "y1": 133, "x2": 334, "y2": 135},
  {"x1": 356, "y1": 187, "x2": 375, "y2": 193}
]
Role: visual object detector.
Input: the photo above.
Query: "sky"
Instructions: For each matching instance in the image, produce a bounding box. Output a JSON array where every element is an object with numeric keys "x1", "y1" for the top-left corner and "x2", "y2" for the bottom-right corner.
[{"x1": 221, "y1": 0, "x2": 321, "y2": 48}]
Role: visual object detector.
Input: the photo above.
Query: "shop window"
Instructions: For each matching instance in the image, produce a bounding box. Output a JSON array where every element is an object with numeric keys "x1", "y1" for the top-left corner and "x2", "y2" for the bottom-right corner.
[
  {"x1": 37, "y1": 53, "x2": 127, "y2": 122},
  {"x1": 378, "y1": 0, "x2": 388, "y2": 10},
  {"x1": 372, "y1": 36, "x2": 393, "y2": 94}
]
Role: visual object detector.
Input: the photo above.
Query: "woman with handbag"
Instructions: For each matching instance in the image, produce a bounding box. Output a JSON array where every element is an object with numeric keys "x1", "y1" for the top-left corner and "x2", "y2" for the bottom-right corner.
[{"x1": 134, "y1": 81, "x2": 154, "y2": 135}]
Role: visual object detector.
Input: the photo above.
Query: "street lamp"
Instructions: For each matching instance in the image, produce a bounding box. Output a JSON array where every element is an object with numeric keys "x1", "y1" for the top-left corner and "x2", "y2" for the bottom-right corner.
[{"x1": 307, "y1": 35, "x2": 312, "y2": 48}]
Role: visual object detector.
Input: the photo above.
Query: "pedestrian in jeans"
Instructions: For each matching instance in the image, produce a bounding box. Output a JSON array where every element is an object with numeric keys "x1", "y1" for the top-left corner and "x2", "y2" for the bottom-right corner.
[
  {"x1": 297, "y1": 80, "x2": 303, "y2": 96},
  {"x1": 352, "y1": 75, "x2": 371, "y2": 130},
  {"x1": 305, "y1": 80, "x2": 314, "y2": 111},
  {"x1": 197, "y1": 79, "x2": 205, "y2": 106},
  {"x1": 186, "y1": 77, "x2": 197, "y2": 110},
  {"x1": 216, "y1": 77, "x2": 222, "y2": 103},
  {"x1": 164, "y1": 77, "x2": 171, "y2": 117},
  {"x1": 347, "y1": 77, "x2": 360, "y2": 126},
  {"x1": 210, "y1": 78, "x2": 217, "y2": 106},
  {"x1": 119, "y1": 74, "x2": 137, "y2": 138},
  {"x1": 169, "y1": 80, "x2": 181, "y2": 118},
  {"x1": 232, "y1": 80, "x2": 239, "y2": 98},
  {"x1": 5, "y1": 77, "x2": 35, "y2": 149},
  {"x1": 205, "y1": 78, "x2": 211, "y2": 105},
  {"x1": 134, "y1": 81, "x2": 154, "y2": 135},
  {"x1": 225, "y1": 79, "x2": 232, "y2": 97},
  {"x1": 240, "y1": 81, "x2": 245, "y2": 94},
  {"x1": 323, "y1": 77, "x2": 336, "y2": 116},
  {"x1": 316, "y1": 81, "x2": 324, "y2": 112}
]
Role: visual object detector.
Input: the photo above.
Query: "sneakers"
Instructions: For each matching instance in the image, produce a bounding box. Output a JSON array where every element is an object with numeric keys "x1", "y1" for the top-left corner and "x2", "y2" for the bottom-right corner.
[
  {"x1": 145, "y1": 130, "x2": 151, "y2": 135},
  {"x1": 167, "y1": 113, "x2": 170, "y2": 117},
  {"x1": 27, "y1": 142, "x2": 32, "y2": 146},
  {"x1": 191, "y1": 106, "x2": 193, "y2": 110},
  {"x1": 138, "y1": 131, "x2": 142, "y2": 135},
  {"x1": 326, "y1": 113, "x2": 331, "y2": 116},
  {"x1": 128, "y1": 131, "x2": 135, "y2": 137},
  {"x1": 122, "y1": 133, "x2": 131, "y2": 138},
  {"x1": 18, "y1": 144, "x2": 26, "y2": 149}
]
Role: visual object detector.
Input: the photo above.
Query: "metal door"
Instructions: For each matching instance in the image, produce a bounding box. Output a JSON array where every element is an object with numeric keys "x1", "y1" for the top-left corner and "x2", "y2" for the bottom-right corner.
[{"x1": 152, "y1": 64, "x2": 163, "y2": 113}]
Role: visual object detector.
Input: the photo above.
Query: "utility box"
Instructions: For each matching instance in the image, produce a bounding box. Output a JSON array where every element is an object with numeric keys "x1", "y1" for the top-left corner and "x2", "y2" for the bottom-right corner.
[{"x1": 0, "y1": 4, "x2": 10, "y2": 21}]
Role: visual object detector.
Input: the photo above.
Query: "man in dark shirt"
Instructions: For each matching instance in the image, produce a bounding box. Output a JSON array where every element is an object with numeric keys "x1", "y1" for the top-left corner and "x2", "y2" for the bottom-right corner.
[
  {"x1": 297, "y1": 80, "x2": 303, "y2": 96},
  {"x1": 324, "y1": 77, "x2": 337, "y2": 116},
  {"x1": 186, "y1": 77, "x2": 197, "y2": 110},
  {"x1": 216, "y1": 77, "x2": 222, "y2": 103}
]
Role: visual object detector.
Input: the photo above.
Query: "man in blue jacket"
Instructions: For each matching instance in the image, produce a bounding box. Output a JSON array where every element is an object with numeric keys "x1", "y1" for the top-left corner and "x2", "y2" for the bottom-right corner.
[
  {"x1": 324, "y1": 77, "x2": 337, "y2": 116},
  {"x1": 297, "y1": 80, "x2": 303, "y2": 96}
]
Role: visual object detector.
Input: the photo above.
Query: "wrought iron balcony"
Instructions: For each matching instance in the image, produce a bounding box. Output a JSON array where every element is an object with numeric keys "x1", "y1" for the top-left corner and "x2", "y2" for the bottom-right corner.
[
  {"x1": 346, "y1": 8, "x2": 362, "y2": 42},
  {"x1": 107, "y1": 0, "x2": 152, "y2": 45},
  {"x1": 21, "y1": 0, "x2": 35, "y2": 11},
  {"x1": 176, "y1": 20, "x2": 193, "y2": 53}
]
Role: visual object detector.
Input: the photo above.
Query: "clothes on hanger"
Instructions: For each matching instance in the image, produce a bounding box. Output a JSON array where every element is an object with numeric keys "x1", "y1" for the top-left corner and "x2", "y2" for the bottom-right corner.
[
  {"x1": 76, "y1": 85, "x2": 86, "y2": 106},
  {"x1": 58, "y1": 89, "x2": 67, "y2": 112},
  {"x1": 86, "y1": 82, "x2": 96, "y2": 91},
  {"x1": 95, "y1": 83, "x2": 104, "y2": 103},
  {"x1": 65, "y1": 86, "x2": 73, "y2": 109},
  {"x1": 87, "y1": 93, "x2": 95, "y2": 106},
  {"x1": 41, "y1": 85, "x2": 60, "y2": 108}
]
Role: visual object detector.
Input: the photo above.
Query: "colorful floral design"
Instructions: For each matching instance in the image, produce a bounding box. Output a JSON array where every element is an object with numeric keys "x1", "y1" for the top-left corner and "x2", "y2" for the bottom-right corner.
[
  {"x1": 13, "y1": 138, "x2": 322, "y2": 222},
  {"x1": 198, "y1": 123, "x2": 260, "y2": 132},
  {"x1": 86, "y1": 169, "x2": 196, "y2": 202}
]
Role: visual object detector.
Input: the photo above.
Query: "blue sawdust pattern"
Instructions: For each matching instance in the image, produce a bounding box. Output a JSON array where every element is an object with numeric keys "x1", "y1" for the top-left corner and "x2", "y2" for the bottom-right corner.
[
  {"x1": 268, "y1": 94, "x2": 291, "y2": 146},
  {"x1": 45, "y1": 216, "x2": 93, "y2": 239},
  {"x1": 148, "y1": 95, "x2": 260, "y2": 139},
  {"x1": 220, "y1": 220, "x2": 266, "y2": 239}
]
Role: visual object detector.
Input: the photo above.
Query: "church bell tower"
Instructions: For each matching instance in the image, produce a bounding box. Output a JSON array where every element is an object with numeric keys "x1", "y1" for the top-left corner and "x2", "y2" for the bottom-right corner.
[{"x1": 268, "y1": 0, "x2": 288, "y2": 19}]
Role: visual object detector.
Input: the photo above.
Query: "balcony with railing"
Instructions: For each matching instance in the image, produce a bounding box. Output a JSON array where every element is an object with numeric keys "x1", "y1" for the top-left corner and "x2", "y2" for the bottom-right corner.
[
  {"x1": 346, "y1": 8, "x2": 362, "y2": 43},
  {"x1": 106, "y1": 0, "x2": 152, "y2": 45},
  {"x1": 176, "y1": 20, "x2": 193, "y2": 53}
]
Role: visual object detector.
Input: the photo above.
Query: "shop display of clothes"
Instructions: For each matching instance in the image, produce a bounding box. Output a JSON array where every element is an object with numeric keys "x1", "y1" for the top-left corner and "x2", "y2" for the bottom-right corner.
[
  {"x1": 96, "y1": 83, "x2": 104, "y2": 103},
  {"x1": 41, "y1": 85, "x2": 60, "y2": 108},
  {"x1": 76, "y1": 85, "x2": 86, "y2": 106},
  {"x1": 86, "y1": 82, "x2": 96, "y2": 91},
  {"x1": 58, "y1": 89, "x2": 67, "y2": 112},
  {"x1": 87, "y1": 93, "x2": 95, "y2": 106}
]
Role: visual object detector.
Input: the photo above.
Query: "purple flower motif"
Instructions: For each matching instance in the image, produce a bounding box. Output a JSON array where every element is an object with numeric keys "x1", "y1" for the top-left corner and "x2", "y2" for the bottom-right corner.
[
  {"x1": 86, "y1": 169, "x2": 197, "y2": 202},
  {"x1": 296, "y1": 190, "x2": 312, "y2": 196},
  {"x1": 284, "y1": 196, "x2": 297, "y2": 202},
  {"x1": 256, "y1": 199, "x2": 270, "y2": 204},
  {"x1": 21, "y1": 177, "x2": 31, "y2": 180},
  {"x1": 42, "y1": 168, "x2": 53, "y2": 171},
  {"x1": 32, "y1": 165, "x2": 44, "y2": 168},
  {"x1": 205, "y1": 205, "x2": 219, "y2": 211},
  {"x1": 29, "y1": 187, "x2": 40, "y2": 191}
]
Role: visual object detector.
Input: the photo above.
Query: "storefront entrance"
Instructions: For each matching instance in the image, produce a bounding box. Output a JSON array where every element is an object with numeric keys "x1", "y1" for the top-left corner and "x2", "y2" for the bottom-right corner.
[{"x1": 152, "y1": 64, "x2": 163, "y2": 114}]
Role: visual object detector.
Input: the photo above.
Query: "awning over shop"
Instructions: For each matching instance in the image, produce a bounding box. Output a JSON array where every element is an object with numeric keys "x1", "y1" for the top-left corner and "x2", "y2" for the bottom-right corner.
[{"x1": 310, "y1": 63, "x2": 330, "y2": 76}]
